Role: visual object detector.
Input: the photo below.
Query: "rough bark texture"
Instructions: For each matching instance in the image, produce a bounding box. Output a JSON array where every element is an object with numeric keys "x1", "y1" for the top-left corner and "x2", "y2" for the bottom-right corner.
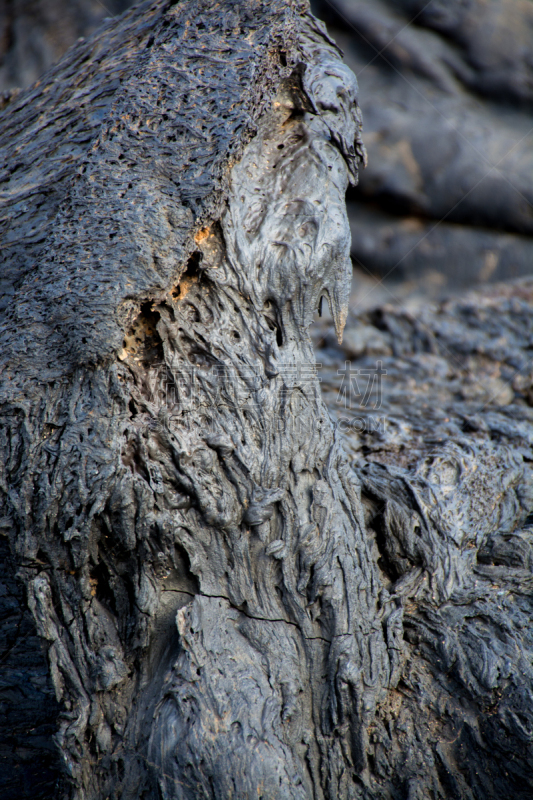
[{"x1": 1, "y1": 2, "x2": 533, "y2": 799}]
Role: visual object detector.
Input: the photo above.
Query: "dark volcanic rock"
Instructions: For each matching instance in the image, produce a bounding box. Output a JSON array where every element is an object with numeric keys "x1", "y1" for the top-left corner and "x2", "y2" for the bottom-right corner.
[
  {"x1": 315, "y1": 0, "x2": 533, "y2": 288},
  {"x1": 347, "y1": 200, "x2": 533, "y2": 290},
  {"x1": 394, "y1": 0, "x2": 533, "y2": 108},
  {"x1": 0, "y1": 0, "x2": 135, "y2": 92}
]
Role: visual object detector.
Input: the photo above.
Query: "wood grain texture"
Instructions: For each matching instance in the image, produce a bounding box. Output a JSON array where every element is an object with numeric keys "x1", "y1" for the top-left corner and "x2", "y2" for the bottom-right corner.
[{"x1": 1, "y1": 1, "x2": 533, "y2": 798}]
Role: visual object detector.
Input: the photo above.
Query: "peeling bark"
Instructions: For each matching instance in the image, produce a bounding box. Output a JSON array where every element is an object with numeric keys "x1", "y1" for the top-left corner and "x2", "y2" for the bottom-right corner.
[{"x1": 1, "y1": 2, "x2": 533, "y2": 799}]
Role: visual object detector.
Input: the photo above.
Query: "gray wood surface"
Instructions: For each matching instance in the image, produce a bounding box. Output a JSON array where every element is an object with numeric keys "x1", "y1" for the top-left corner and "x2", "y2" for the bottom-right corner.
[{"x1": 1, "y1": 1, "x2": 533, "y2": 798}]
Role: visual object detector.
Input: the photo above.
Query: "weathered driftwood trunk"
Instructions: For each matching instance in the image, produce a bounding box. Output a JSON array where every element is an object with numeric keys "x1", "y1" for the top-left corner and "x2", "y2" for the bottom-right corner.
[{"x1": 1, "y1": 1, "x2": 533, "y2": 799}]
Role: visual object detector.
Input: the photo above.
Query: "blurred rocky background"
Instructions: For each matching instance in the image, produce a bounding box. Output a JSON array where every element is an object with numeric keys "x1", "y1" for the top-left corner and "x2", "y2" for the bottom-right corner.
[
  {"x1": 312, "y1": 0, "x2": 533, "y2": 307},
  {"x1": 0, "y1": 0, "x2": 133, "y2": 96}
]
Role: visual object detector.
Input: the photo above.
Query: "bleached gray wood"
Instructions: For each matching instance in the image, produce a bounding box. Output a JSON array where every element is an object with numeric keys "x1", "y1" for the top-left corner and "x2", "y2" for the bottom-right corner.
[{"x1": 1, "y1": 2, "x2": 533, "y2": 799}]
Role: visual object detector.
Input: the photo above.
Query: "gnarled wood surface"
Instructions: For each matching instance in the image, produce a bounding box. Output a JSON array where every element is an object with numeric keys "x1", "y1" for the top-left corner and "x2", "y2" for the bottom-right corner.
[{"x1": 1, "y1": 1, "x2": 533, "y2": 799}]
